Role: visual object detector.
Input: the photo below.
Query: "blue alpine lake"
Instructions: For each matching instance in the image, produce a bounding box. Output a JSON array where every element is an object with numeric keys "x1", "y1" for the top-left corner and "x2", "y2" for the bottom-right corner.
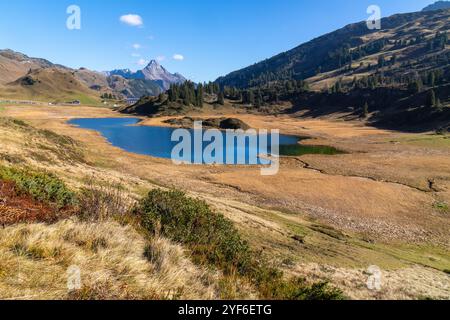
[{"x1": 68, "y1": 117, "x2": 300, "y2": 165}]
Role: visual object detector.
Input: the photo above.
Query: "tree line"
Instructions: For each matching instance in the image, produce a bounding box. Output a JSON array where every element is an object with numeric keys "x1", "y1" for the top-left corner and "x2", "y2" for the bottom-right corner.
[{"x1": 164, "y1": 78, "x2": 310, "y2": 109}]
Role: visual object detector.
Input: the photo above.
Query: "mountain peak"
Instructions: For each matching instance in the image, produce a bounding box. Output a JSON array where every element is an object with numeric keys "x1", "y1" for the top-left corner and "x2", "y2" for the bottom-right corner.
[
  {"x1": 144, "y1": 59, "x2": 165, "y2": 72},
  {"x1": 146, "y1": 59, "x2": 160, "y2": 67},
  {"x1": 106, "y1": 59, "x2": 186, "y2": 91}
]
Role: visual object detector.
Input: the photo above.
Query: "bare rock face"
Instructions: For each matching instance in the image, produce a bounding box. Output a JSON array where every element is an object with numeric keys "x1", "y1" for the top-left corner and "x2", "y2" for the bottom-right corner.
[
  {"x1": 141, "y1": 60, "x2": 186, "y2": 89},
  {"x1": 106, "y1": 60, "x2": 186, "y2": 91},
  {"x1": 218, "y1": 118, "x2": 250, "y2": 130}
]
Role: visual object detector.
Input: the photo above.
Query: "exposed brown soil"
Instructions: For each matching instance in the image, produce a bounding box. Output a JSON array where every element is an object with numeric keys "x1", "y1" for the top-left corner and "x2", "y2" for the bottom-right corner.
[{"x1": 0, "y1": 180, "x2": 73, "y2": 225}]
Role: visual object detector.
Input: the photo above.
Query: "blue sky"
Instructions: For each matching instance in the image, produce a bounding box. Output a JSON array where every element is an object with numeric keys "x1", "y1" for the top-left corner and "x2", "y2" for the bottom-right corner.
[{"x1": 0, "y1": 0, "x2": 437, "y2": 82}]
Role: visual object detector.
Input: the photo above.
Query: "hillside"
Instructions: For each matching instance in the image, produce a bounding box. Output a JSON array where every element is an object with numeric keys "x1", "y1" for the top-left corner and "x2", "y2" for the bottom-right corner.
[
  {"x1": 0, "y1": 68, "x2": 100, "y2": 104},
  {"x1": 214, "y1": 9, "x2": 450, "y2": 131},
  {"x1": 216, "y1": 9, "x2": 450, "y2": 89},
  {"x1": 0, "y1": 50, "x2": 186, "y2": 101},
  {"x1": 107, "y1": 75, "x2": 164, "y2": 98},
  {"x1": 73, "y1": 68, "x2": 110, "y2": 91},
  {"x1": 118, "y1": 94, "x2": 203, "y2": 117},
  {"x1": 0, "y1": 49, "x2": 66, "y2": 85}
]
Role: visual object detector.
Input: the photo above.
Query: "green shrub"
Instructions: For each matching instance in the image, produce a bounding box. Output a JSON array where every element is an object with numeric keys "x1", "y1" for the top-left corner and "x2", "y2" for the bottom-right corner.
[
  {"x1": 433, "y1": 201, "x2": 449, "y2": 213},
  {"x1": 134, "y1": 189, "x2": 345, "y2": 300},
  {"x1": 261, "y1": 277, "x2": 345, "y2": 300},
  {"x1": 0, "y1": 166, "x2": 76, "y2": 208},
  {"x1": 280, "y1": 144, "x2": 344, "y2": 156},
  {"x1": 135, "y1": 189, "x2": 253, "y2": 275},
  {"x1": 0, "y1": 117, "x2": 29, "y2": 128}
]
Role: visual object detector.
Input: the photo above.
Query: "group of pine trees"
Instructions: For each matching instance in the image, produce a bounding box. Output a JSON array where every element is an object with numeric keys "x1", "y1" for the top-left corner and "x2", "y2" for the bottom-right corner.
[
  {"x1": 204, "y1": 82, "x2": 221, "y2": 95},
  {"x1": 397, "y1": 30, "x2": 449, "y2": 52},
  {"x1": 167, "y1": 81, "x2": 204, "y2": 107},
  {"x1": 323, "y1": 31, "x2": 448, "y2": 75},
  {"x1": 407, "y1": 69, "x2": 446, "y2": 94},
  {"x1": 427, "y1": 89, "x2": 443, "y2": 110},
  {"x1": 357, "y1": 88, "x2": 443, "y2": 120},
  {"x1": 164, "y1": 77, "x2": 311, "y2": 109},
  {"x1": 327, "y1": 65, "x2": 448, "y2": 94},
  {"x1": 327, "y1": 38, "x2": 388, "y2": 71},
  {"x1": 237, "y1": 79, "x2": 309, "y2": 107},
  {"x1": 427, "y1": 31, "x2": 448, "y2": 51},
  {"x1": 101, "y1": 93, "x2": 117, "y2": 100},
  {"x1": 162, "y1": 29, "x2": 449, "y2": 110},
  {"x1": 167, "y1": 81, "x2": 238, "y2": 107}
]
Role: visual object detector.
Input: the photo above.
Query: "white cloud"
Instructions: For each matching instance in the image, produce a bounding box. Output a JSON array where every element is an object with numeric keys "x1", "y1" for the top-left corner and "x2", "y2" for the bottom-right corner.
[
  {"x1": 148, "y1": 35, "x2": 155, "y2": 40},
  {"x1": 156, "y1": 55, "x2": 166, "y2": 62},
  {"x1": 120, "y1": 14, "x2": 143, "y2": 27},
  {"x1": 131, "y1": 53, "x2": 141, "y2": 57},
  {"x1": 173, "y1": 54, "x2": 184, "y2": 61},
  {"x1": 132, "y1": 43, "x2": 142, "y2": 50},
  {"x1": 137, "y1": 59, "x2": 148, "y2": 66}
]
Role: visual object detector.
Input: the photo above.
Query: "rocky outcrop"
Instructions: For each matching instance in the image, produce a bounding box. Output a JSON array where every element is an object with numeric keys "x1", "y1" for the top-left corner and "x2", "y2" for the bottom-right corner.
[{"x1": 163, "y1": 117, "x2": 250, "y2": 130}]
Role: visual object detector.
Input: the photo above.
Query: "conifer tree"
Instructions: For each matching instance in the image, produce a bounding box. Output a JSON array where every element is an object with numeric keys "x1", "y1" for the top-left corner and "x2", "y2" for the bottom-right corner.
[
  {"x1": 248, "y1": 90, "x2": 255, "y2": 105},
  {"x1": 427, "y1": 90, "x2": 436, "y2": 108},
  {"x1": 255, "y1": 90, "x2": 263, "y2": 108},
  {"x1": 409, "y1": 79, "x2": 423, "y2": 93},
  {"x1": 428, "y1": 72, "x2": 435, "y2": 87},
  {"x1": 363, "y1": 102, "x2": 369, "y2": 118},
  {"x1": 217, "y1": 91, "x2": 225, "y2": 105},
  {"x1": 196, "y1": 84, "x2": 204, "y2": 107}
]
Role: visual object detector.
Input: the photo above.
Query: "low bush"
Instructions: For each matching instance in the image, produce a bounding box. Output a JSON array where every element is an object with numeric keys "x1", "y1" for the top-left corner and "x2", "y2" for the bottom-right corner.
[
  {"x1": 0, "y1": 166, "x2": 76, "y2": 208},
  {"x1": 135, "y1": 189, "x2": 253, "y2": 275},
  {"x1": 134, "y1": 188, "x2": 345, "y2": 300},
  {"x1": 433, "y1": 201, "x2": 449, "y2": 213},
  {"x1": 0, "y1": 117, "x2": 29, "y2": 128},
  {"x1": 259, "y1": 277, "x2": 345, "y2": 300},
  {"x1": 77, "y1": 177, "x2": 129, "y2": 221}
]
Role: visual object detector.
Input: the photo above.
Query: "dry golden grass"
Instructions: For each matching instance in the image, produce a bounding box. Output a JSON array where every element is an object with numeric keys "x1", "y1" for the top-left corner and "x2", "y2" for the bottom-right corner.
[
  {"x1": 291, "y1": 263, "x2": 450, "y2": 300},
  {"x1": 0, "y1": 219, "x2": 220, "y2": 300},
  {"x1": 139, "y1": 113, "x2": 391, "y2": 138},
  {"x1": 0, "y1": 105, "x2": 449, "y2": 300},
  {"x1": 0, "y1": 117, "x2": 84, "y2": 167},
  {"x1": 0, "y1": 68, "x2": 100, "y2": 105},
  {"x1": 2, "y1": 106, "x2": 448, "y2": 242}
]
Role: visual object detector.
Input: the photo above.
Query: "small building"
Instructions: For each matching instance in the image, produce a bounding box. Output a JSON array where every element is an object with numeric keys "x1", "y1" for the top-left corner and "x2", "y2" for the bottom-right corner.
[
  {"x1": 66, "y1": 100, "x2": 81, "y2": 105},
  {"x1": 126, "y1": 98, "x2": 139, "y2": 105}
]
